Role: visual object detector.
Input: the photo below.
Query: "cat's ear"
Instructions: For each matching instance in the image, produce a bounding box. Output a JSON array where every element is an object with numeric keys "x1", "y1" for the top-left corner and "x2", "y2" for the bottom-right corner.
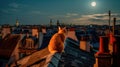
[
  {"x1": 63, "y1": 27, "x2": 66, "y2": 29},
  {"x1": 58, "y1": 26, "x2": 62, "y2": 30}
]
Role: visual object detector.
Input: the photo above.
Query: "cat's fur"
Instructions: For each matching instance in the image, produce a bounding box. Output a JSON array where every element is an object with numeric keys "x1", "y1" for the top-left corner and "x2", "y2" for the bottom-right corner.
[{"x1": 48, "y1": 27, "x2": 67, "y2": 54}]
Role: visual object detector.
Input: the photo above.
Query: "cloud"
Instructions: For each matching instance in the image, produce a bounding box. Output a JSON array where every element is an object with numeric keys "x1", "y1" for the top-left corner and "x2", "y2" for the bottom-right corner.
[
  {"x1": 8, "y1": 2, "x2": 19, "y2": 8},
  {"x1": 1, "y1": 2, "x2": 20, "y2": 14},
  {"x1": 48, "y1": 13, "x2": 120, "y2": 25},
  {"x1": 1, "y1": 8, "x2": 18, "y2": 14},
  {"x1": 1, "y1": 2, "x2": 29, "y2": 14},
  {"x1": 47, "y1": 13, "x2": 120, "y2": 25},
  {"x1": 72, "y1": 13, "x2": 120, "y2": 25},
  {"x1": 65, "y1": 13, "x2": 78, "y2": 18},
  {"x1": 80, "y1": 13, "x2": 108, "y2": 20},
  {"x1": 49, "y1": 13, "x2": 79, "y2": 19}
]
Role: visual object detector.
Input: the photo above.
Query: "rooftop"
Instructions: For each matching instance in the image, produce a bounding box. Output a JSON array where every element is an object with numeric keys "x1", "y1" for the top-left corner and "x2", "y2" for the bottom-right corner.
[{"x1": 0, "y1": 34, "x2": 20, "y2": 59}]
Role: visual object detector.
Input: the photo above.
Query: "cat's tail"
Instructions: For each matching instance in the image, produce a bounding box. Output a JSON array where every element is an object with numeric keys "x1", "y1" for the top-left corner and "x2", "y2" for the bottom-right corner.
[{"x1": 48, "y1": 48, "x2": 58, "y2": 54}]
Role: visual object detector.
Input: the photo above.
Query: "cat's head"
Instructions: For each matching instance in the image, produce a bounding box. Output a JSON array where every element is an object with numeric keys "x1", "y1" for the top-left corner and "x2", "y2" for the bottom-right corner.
[{"x1": 58, "y1": 26, "x2": 67, "y2": 35}]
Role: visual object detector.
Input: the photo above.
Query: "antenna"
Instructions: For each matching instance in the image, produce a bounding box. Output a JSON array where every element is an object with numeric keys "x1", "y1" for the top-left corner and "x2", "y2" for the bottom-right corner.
[{"x1": 108, "y1": 10, "x2": 111, "y2": 34}]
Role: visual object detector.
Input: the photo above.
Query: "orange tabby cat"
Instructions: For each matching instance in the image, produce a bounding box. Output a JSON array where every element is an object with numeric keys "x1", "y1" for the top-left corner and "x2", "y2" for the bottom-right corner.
[{"x1": 48, "y1": 26, "x2": 67, "y2": 54}]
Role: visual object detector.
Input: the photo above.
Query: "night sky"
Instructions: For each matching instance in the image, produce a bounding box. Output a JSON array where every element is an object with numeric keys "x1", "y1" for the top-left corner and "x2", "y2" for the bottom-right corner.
[{"x1": 0, "y1": 0, "x2": 120, "y2": 25}]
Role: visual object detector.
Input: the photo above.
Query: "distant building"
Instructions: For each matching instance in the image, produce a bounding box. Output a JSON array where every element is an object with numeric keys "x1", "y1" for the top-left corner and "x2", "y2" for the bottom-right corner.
[
  {"x1": 16, "y1": 19, "x2": 19, "y2": 27},
  {"x1": 25, "y1": 38, "x2": 34, "y2": 49},
  {"x1": 12, "y1": 26, "x2": 22, "y2": 34},
  {"x1": 19, "y1": 34, "x2": 38, "y2": 57}
]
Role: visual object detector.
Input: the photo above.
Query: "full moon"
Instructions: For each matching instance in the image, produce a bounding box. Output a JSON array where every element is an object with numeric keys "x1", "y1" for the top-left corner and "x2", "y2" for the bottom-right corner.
[{"x1": 91, "y1": 2, "x2": 96, "y2": 7}]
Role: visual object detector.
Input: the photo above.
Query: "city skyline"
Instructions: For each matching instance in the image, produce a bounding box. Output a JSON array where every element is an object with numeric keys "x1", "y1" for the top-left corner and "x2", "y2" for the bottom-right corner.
[{"x1": 0, "y1": 0, "x2": 120, "y2": 25}]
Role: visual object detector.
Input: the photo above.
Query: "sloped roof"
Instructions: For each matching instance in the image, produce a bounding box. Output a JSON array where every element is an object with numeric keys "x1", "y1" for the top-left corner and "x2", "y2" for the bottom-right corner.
[
  {"x1": 62, "y1": 37, "x2": 95, "y2": 67},
  {"x1": 0, "y1": 34, "x2": 20, "y2": 59},
  {"x1": 16, "y1": 37, "x2": 95, "y2": 67},
  {"x1": 21, "y1": 47, "x2": 50, "y2": 66}
]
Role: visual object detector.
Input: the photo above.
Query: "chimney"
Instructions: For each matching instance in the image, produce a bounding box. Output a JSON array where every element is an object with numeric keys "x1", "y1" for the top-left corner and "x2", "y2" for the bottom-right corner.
[
  {"x1": 112, "y1": 18, "x2": 116, "y2": 35},
  {"x1": 41, "y1": 26, "x2": 47, "y2": 34},
  {"x1": 67, "y1": 27, "x2": 78, "y2": 41},
  {"x1": 80, "y1": 36, "x2": 90, "y2": 52},
  {"x1": 32, "y1": 27, "x2": 39, "y2": 38},
  {"x1": 98, "y1": 36, "x2": 109, "y2": 53},
  {"x1": 109, "y1": 33, "x2": 115, "y2": 54},
  {"x1": 94, "y1": 36, "x2": 112, "y2": 67},
  {"x1": 1, "y1": 25, "x2": 11, "y2": 39},
  {"x1": 108, "y1": 10, "x2": 111, "y2": 34}
]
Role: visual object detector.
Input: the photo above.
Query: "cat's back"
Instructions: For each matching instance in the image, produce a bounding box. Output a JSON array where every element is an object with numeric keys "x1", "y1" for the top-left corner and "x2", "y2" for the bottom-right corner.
[{"x1": 50, "y1": 33, "x2": 62, "y2": 42}]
